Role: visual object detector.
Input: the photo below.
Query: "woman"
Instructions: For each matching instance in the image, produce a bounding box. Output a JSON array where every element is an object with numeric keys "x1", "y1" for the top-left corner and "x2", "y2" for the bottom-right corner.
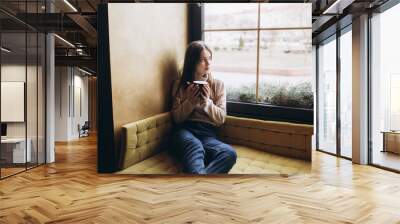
[{"x1": 170, "y1": 41, "x2": 237, "y2": 174}]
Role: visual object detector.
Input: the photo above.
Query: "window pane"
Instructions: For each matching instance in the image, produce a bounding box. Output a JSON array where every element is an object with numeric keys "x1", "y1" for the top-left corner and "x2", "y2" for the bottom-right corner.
[
  {"x1": 260, "y1": 3, "x2": 311, "y2": 29},
  {"x1": 317, "y1": 37, "x2": 337, "y2": 154},
  {"x1": 204, "y1": 3, "x2": 258, "y2": 30},
  {"x1": 340, "y1": 29, "x2": 352, "y2": 158},
  {"x1": 371, "y1": 3, "x2": 400, "y2": 171},
  {"x1": 204, "y1": 31, "x2": 257, "y2": 103},
  {"x1": 258, "y1": 29, "x2": 312, "y2": 108}
]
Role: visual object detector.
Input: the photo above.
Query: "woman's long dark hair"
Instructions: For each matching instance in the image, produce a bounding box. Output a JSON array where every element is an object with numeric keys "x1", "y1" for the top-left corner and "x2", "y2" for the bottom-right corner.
[{"x1": 175, "y1": 41, "x2": 212, "y2": 96}]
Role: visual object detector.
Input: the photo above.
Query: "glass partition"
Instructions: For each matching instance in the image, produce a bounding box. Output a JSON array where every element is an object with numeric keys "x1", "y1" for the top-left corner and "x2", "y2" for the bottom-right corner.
[
  {"x1": 1, "y1": 30, "x2": 28, "y2": 177},
  {"x1": 0, "y1": 2, "x2": 46, "y2": 179}
]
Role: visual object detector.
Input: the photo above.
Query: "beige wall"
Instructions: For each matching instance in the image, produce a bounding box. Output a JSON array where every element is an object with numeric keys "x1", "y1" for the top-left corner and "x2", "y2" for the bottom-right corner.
[{"x1": 108, "y1": 3, "x2": 188, "y2": 142}]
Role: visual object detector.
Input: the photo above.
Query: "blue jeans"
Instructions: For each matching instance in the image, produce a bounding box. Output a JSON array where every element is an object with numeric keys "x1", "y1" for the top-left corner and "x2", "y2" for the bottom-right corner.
[{"x1": 171, "y1": 121, "x2": 237, "y2": 174}]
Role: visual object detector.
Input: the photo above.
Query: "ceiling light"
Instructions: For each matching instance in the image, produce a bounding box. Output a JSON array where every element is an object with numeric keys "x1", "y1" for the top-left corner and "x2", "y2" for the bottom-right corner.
[
  {"x1": 54, "y1": 34, "x2": 75, "y2": 48},
  {"x1": 63, "y1": 0, "x2": 78, "y2": 12},
  {"x1": 78, "y1": 67, "x2": 93, "y2": 76},
  {"x1": 322, "y1": 0, "x2": 355, "y2": 15},
  {"x1": 1, "y1": 47, "x2": 11, "y2": 53}
]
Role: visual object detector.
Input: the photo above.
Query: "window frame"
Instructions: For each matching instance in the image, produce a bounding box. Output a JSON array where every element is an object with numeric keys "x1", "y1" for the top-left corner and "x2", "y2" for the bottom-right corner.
[
  {"x1": 200, "y1": 3, "x2": 314, "y2": 124},
  {"x1": 315, "y1": 22, "x2": 353, "y2": 160}
]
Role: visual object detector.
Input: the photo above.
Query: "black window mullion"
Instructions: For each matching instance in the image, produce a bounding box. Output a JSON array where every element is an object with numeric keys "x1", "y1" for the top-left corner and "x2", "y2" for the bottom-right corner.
[
  {"x1": 336, "y1": 29, "x2": 341, "y2": 157},
  {"x1": 36, "y1": 0, "x2": 39, "y2": 168},
  {"x1": 367, "y1": 11, "x2": 373, "y2": 165},
  {"x1": 25, "y1": 0, "x2": 28, "y2": 171},
  {"x1": 316, "y1": 44, "x2": 319, "y2": 150}
]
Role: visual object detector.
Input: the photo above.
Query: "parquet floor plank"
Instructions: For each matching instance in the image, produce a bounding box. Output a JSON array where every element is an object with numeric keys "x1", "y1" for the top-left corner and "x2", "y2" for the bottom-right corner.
[{"x1": 0, "y1": 135, "x2": 400, "y2": 223}]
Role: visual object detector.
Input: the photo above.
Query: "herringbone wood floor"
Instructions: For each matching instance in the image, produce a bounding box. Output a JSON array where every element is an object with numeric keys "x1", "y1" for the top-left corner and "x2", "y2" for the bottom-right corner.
[{"x1": 1, "y1": 135, "x2": 400, "y2": 223}]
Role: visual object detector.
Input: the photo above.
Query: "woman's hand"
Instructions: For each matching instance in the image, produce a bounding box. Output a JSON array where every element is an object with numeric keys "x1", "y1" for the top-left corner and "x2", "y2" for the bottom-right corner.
[
  {"x1": 201, "y1": 84, "x2": 211, "y2": 99},
  {"x1": 185, "y1": 84, "x2": 201, "y2": 104}
]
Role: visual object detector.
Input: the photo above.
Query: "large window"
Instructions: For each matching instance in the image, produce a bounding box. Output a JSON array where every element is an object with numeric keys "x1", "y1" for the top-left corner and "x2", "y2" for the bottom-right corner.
[
  {"x1": 204, "y1": 3, "x2": 313, "y2": 109},
  {"x1": 316, "y1": 26, "x2": 353, "y2": 158},
  {"x1": 340, "y1": 28, "x2": 352, "y2": 158},
  {"x1": 370, "y1": 3, "x2": 400, "y2": 171},
  {"x1": 317, "y1": 36, "x2": 337, "y2": 155}
]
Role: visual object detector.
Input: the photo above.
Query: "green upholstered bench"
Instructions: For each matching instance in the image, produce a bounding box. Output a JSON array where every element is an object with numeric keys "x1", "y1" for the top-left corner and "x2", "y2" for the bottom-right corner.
[{"x1": 117, "y1": 112, "x2": 313, "y2": 174}]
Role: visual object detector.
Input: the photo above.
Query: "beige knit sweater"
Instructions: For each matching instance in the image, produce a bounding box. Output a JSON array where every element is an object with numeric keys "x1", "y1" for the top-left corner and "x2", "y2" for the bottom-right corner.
[{"x1": 171, "y1": 78, "x2": 227, "y2": 127}]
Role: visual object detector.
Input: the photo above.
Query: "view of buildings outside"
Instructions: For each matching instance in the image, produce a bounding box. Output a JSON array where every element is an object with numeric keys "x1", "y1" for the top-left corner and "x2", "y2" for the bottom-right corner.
[{"x1": 204, "y1": 3, "x2": 313, "y2": 109}]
